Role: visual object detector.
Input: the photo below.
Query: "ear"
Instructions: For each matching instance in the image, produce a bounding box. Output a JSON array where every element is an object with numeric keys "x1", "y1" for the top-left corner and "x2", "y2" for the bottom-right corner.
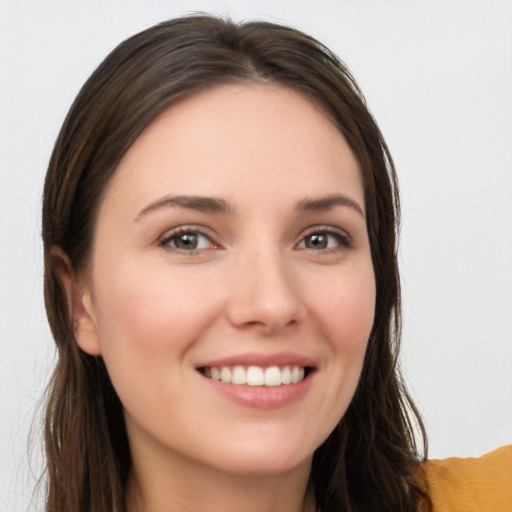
[{"x1": 50, "y1": 247, "x2": 102, "y2": 356}]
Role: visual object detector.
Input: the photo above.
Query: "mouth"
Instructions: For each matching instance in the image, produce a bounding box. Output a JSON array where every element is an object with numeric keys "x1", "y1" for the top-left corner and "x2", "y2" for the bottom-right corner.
[{"x1": 197, "y1": 365, "x2": 313, "y2": 387}]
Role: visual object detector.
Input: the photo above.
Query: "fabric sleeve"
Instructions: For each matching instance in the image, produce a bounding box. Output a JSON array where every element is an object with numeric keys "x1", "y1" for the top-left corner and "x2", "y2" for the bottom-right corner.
[{"x1": 415, "y1": 445, "x2": 512, "y2": 512}]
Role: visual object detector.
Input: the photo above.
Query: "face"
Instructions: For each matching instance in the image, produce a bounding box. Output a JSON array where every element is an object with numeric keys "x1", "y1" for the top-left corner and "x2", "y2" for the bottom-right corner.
[{"x1": 75, "y1": 84, "x2": 376, "y2": 478}]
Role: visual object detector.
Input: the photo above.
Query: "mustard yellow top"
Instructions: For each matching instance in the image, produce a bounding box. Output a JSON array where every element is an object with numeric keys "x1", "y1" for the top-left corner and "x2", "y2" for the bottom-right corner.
[{"x1": 415, "y1": 445, "x2": 512, "y2": 512}]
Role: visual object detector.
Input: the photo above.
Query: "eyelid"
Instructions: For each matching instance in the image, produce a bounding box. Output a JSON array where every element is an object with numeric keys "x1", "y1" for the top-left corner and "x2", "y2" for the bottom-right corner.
[
  {"x1": 158, "y1": 225, "x2": 221, "y2": 251},
  {"x1": 296, "y1": 225, "x2": 353, "y2": 249}
]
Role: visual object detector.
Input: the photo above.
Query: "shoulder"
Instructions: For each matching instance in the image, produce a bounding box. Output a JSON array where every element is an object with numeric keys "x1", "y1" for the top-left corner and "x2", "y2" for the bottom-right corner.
[{"x1": 415, "y1": 445, "x2": 512, "y2": 512}]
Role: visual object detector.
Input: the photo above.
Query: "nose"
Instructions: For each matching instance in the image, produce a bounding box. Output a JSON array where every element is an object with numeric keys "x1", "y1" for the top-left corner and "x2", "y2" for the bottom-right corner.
[{"x1": 226, "y1": 247, "x2": 304, "y2": 334}]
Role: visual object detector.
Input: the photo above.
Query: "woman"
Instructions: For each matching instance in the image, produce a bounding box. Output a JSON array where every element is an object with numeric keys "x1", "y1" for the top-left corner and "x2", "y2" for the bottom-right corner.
[{"x1": 41, "y1": 14, "x2": 510, "y2": 512}]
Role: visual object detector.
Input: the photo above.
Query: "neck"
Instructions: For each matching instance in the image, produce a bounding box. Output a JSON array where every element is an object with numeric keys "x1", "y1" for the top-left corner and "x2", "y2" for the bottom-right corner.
[{"x1": 126, "y1": 444, "x2": 314, "y2": 512}]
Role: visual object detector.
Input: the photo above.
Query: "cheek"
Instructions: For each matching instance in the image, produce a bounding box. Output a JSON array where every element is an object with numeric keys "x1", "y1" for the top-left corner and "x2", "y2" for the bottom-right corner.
[
  {"x1": 314, "y1": 266, "x2": 376, "y2": 349},
  {"x1": 316, "y1": 267, "x2": 375, "y2": 384},
  {"x1": 94, "y1": 258, "x2": 214, "y2": 337},
  {"x1": 295, "y1": 266, "x2": 375, "y2": 445},
  {"x1": 89, "y1": 262, "x2": 220, "y2": 393}
]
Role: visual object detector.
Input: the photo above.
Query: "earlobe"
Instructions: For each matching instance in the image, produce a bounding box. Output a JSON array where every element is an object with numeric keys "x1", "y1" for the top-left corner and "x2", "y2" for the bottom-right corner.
[{"x1": 50, "y1": 247, "x2": 102, "y2": 356}]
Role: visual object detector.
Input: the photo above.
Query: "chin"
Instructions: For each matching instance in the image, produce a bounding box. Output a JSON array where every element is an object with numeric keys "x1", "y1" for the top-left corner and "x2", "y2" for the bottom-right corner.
[
  {"x1": 198, "y1": 431, "x2": 319, "y2": 477},
  {"x1": 213, "y1": 450, "x2": 312, "y2": 477}
]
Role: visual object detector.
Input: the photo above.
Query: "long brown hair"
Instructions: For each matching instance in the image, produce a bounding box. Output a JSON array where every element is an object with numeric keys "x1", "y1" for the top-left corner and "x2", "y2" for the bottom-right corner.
[{"x1": 42, "y1": 14, "x2": 428, "y2": 512}]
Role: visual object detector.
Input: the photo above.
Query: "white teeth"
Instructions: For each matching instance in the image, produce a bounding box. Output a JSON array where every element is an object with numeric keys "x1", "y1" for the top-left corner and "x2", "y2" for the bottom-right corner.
[
  {"x1": 280, "y1": 366, "x2": 292, "y2": 384},
  {"x1": 264, "y1": 366, "x2": 281, "y2": 387},
  {"x1": 247, "y1": 366, "x2": 264, "y2": 386},
  {"x1": 202, "y1": 365, "x2": 307, "y2": 386},
  {"x1": 220, "y1": 367, "x2": 232, "y2": 383},
  {"x1": 232, "y1": 366, "x2": 247, "y2": 385},
  {"x1": 291, "y1": 366, "x2": 300, "y2": 384}
]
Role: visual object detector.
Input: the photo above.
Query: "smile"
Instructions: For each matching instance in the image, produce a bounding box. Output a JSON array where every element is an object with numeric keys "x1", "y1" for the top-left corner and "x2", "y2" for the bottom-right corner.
[{"x1": 198, "y1": 365, "x2": 308, "y2": 386}]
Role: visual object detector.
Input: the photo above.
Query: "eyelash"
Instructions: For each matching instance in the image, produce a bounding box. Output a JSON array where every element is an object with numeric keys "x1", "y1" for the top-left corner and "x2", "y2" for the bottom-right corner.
[
  {"x1": 159, "y1": 227, "x2": 217, "y2": 253},
  {"x1": 158, "y1": 225, "x2": 353, "y2": 254},
  {"x1": 296, "y1": 226, "x2": 353, "y2": 252}
]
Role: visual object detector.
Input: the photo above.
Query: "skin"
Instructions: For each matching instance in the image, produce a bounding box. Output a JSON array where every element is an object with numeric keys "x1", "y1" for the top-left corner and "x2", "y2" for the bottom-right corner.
[{"x1": 62, "y1": 84, "x2": 376, "y2": 512}]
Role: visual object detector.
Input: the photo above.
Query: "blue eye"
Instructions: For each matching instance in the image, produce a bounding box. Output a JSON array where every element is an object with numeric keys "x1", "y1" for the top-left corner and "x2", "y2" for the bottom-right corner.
[
  {"x1": 161, "y1": 230, "x2": 213, "y2": 251},
  {"x1": 298, "y1": 229, "x2": 351, "y2": 251}
]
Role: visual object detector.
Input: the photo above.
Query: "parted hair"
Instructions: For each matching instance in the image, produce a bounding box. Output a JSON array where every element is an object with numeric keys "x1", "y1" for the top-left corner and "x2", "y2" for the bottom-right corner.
[{"x1": 42, "y1": 14, "x2": 428, "y2": 512}]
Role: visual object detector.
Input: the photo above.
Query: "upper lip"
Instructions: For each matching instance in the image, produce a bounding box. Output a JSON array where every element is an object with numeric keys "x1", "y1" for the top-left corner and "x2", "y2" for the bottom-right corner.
[{"x1": 195, "y1": 351, "x2": 317, "y2": 369}]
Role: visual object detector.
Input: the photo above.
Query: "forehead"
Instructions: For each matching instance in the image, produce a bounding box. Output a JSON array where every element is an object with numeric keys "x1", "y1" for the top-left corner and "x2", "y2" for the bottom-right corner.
[{"x1": 101, "y1": 83, "x2": 364, "y2": 216}]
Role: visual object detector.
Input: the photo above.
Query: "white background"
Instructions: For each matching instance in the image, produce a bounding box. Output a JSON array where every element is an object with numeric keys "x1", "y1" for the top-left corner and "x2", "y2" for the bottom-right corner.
[{"x1": 1, "y1": 1, "x2": 511, "y2": 510}]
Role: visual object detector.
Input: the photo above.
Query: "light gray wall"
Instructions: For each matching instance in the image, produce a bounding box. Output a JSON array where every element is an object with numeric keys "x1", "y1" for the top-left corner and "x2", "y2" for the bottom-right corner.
[{"x1": 1, "y1": 1, "x2": 511, "y2": 510}]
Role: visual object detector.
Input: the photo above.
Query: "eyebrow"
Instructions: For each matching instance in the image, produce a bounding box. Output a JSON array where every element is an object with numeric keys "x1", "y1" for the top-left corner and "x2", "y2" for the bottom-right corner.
[
  {"x1": 296, "y1": 194, "x2": 365, "y2": 218},
  {"x1": 135, "y1": 193, "x2": 364, "y2": 221},
  {"x1": 135, "y1": 195, "x2": 232, "y2": 220}
]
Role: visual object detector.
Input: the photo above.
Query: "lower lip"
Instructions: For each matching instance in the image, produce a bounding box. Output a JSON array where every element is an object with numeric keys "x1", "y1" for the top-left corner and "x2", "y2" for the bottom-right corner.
[{"x1": 200, "y1": 373, "x2": 313, "y2": 409}]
